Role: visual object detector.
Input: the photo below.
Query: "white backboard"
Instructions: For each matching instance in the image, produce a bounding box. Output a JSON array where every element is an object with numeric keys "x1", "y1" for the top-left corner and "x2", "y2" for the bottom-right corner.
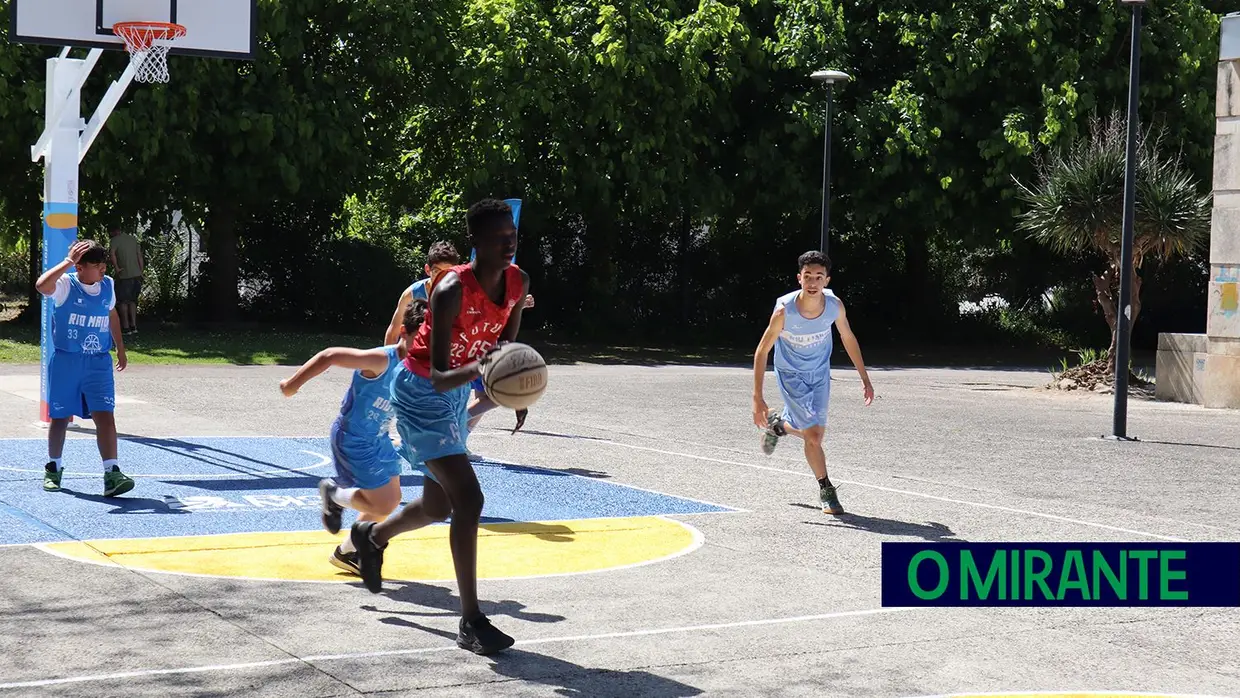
[{"x1": 10, "y1": 0, "x2": 256, "y2": 59}]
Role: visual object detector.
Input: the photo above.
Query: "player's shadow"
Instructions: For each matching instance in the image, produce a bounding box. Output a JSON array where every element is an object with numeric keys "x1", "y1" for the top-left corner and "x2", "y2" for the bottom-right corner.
[
  {"x1": 58, "y1": 490, "x2": 189, "y2": 514},
  {"x1": 476, "y1": 521, "x2": 577, "y2": 542},
  {"x1": 488, "y1": 649, "x2": 704, "y2": 697},
  {"x1": 513, "y1": 428, "x2": 613, "y2": 444},
  {"x1": 558, "y1": 468, "x2": 611, "y2": 479},
  {"x1": 367, "y1": 581, "x2": 566, "y2": 624},
  {"x1": 66, "y1": 431, "x2": 324, "y2": 478},
  {"x1": 373, "y1": 618, "x2": 703, "y2": 697},
  {"x1": 789, "y1": 504, "x2": 961, "y2": 541}
]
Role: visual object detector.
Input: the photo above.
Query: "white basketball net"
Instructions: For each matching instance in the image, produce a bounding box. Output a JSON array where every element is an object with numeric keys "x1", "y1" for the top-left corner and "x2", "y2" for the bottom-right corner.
[{"x1": 113, "y1": 22, "x2": 186, "y2": 84}]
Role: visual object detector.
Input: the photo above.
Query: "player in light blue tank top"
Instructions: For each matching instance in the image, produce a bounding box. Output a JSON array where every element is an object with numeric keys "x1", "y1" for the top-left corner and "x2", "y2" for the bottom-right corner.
[
  {"x1": 36, "y1": 240, "x2": 134, "y2": 498},
  {"x1": 280, "y1": 301, "x2": 425, "y2": 575},
  {"x1": 384, "y1": 241, "x2": 462, "y2": 345},
  {"x1": 751, "y1": 251, "x2": 875, "y2": 515}
]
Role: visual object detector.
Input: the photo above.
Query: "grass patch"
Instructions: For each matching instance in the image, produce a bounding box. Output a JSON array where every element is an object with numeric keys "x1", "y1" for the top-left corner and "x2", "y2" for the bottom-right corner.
[{"x1": 0, "y1": 322, "x2": 378, "y2": 366}]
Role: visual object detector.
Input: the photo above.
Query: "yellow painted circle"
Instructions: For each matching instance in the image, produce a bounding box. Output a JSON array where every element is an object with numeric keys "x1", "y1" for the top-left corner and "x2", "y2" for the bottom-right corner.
[{"x1": 38, "y1": 516, "x2": 700, "y2": 583}]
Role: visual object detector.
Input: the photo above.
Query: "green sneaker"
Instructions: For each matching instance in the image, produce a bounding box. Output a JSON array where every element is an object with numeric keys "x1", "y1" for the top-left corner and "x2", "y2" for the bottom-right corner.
[
  {"x1": 761, "y1": 409, "x2": 786, "y2": 456},
  {"x1": 43, "y1": 463, "x2": 62, "y2": 492},
  {"x1": 820, "y1": 485, "x2": 843, "y2": 515},
  {"x1": 103, "y1": 467, "x2": 135, "y2": 497}
]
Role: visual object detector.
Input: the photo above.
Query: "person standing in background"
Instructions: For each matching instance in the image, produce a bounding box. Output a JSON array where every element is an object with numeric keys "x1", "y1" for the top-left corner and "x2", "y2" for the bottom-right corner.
[{"x1": 108, "y1": 226, "x2": 144, "y2": 335}]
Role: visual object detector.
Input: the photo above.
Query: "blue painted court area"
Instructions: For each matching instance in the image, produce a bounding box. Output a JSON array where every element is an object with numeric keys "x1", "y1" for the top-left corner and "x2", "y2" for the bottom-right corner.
[{"x1": 0, "y1": 437, "x2": 733, "y2": 545}]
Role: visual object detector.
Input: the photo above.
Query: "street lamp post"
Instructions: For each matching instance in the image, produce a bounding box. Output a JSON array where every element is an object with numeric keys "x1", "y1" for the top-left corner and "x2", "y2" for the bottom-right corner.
[
  {"x1": 812, "y1": 69, "x2": 850, "y2": 256},
  {"x1": 1112, "y1": 0, "x2": 1145, "y2": 441}
]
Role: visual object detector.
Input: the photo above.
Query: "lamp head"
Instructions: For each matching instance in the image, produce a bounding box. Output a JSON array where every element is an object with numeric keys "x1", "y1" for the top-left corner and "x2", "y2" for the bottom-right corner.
[
  {"x1": 811, "y1": 69, "x2": 851, "y2": 84},
  {"x1": 1119, "y1": 0, "x2": 1146, "y2": 5}
]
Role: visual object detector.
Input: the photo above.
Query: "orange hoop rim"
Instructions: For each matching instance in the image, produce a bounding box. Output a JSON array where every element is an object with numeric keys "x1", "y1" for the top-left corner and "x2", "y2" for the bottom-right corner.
[{"x1": 112, "y1": 21, "x2": 187, "y2": 52}]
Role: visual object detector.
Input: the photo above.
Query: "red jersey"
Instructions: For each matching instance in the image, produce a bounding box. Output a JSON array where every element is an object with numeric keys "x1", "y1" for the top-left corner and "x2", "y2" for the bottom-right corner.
[{"x1": 405, "y1": 263, "x2": 524, "y2": 378}]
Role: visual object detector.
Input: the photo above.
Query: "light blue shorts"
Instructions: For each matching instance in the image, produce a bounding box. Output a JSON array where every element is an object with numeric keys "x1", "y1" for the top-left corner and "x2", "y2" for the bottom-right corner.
[
  {"x1": 329, "y1": 421, "x2": 404, "y2": 491},
  {"x1": 390, "y1": 365, "x2": 472, "y2": 482},
  {"x1": 776, "y1": 369, "x2": 831, "y2": 430}
]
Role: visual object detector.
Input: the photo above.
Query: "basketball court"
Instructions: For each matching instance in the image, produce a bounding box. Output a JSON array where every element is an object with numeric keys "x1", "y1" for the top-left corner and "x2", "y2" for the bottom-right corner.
[
  {"x1": 1, "y1": 361, "x2": 1239, "y2": 697},
  {"x1": 4, "y1": 2, "x2": 1240, "y2": 695}
]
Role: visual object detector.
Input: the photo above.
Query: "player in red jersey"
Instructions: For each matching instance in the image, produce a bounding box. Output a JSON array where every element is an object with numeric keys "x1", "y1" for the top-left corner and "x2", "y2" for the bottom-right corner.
[{"x1": 349, "y1": 198, "x2": 529, "y2": 655}]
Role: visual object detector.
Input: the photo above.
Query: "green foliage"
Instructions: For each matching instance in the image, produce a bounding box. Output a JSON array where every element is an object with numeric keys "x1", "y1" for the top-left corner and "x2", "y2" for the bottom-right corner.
[
  {"x1": 0, "y1": 0, "x2": 1226, "y2": 349},
  {"x1": 1015, "y1": 112, "x2": 1211, "y2": 267}
]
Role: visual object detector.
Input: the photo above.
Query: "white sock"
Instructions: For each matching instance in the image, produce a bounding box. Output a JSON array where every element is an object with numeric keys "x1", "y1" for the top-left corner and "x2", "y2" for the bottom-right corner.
[
  {"x1": 339, "y1": 535, "x2": 356, "y2": 554},
  {"x1": 102, "y1": 459, "x2": 118, "y2": 473},
  {"x1": 49, "y1": 457, "x2": 63, "y2": 471},
  {"x1": 331, "y1": 487, "x2": 358, "y2": 508}
]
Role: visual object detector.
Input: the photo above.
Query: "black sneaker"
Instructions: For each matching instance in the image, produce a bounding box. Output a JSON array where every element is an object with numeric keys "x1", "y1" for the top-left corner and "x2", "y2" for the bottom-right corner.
[
  {"x1": 350, "y1": 521, "x2": 385, "y2": 593},
  {"x1": 329, "y1": 546, "x2": 360, "y2": 576},
  {"x1": 457, "y1": 614, "x2": 515, "y2": 655},
  {"x1": 318, "y1": 479, "x2": 343, "y2": 534}
]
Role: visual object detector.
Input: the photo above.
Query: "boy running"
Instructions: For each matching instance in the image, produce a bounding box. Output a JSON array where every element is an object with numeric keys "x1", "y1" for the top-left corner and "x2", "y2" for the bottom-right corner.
[
  {"x1": 279, "y1": 302, "x2": 426, "y2": 574},
  {"x1": 751, "y1": 251, "x2": 874, "y2": 515},
  {"x1": 350, "y1": 198, "x2": 529, "y2": 655},
  {"x1": 36, "y1": 240, "x2": 134, "y2": 497},
  {"x1": 383, "y1": 241, "x2": 461, "y2": 345}
]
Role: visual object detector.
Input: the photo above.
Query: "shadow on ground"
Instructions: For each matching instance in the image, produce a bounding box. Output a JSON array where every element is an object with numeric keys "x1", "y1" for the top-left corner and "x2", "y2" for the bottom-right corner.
[
  {"x1": 366, "y1": 581, "x2": 567, "y2": 624},
  {"x1": 369, "y1": 611, "x2": 704, "y2": 697},
  {"x1": 789, "y1": 504, "x2": 962, "y2": 541}
]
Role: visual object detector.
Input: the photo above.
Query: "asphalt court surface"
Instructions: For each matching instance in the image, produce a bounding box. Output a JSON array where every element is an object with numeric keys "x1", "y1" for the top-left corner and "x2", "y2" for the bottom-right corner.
[{"x1": 0, "y1": 362, "x2": 1239, "y2": 697}]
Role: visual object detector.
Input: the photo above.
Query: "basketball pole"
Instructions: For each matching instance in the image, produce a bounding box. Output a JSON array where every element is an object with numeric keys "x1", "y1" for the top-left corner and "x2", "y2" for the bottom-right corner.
[{"x1": 31, "y1": 48, "x2": 138, "y2": 423}]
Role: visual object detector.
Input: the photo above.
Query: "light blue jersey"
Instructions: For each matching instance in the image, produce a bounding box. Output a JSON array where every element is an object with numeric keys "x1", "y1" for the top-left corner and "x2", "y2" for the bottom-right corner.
[
  {"x1": 329, "y1": 346, "x2": 405, "y2": 489},
  {"x1": 773, "y1": 289, "x2": 840, "y2": 375},
  {"x1": 409, "y1": 277, "x2": 430, "y2": 302},
  {"x1": 771, "y1": 289, "x2": 841, "y2": 430},
  {"x1": 334, "y1": 346, "x2": 401, "y2": 443},
  {"x1": 52, "y1": 274, "x2": 114, "y2": 355}
]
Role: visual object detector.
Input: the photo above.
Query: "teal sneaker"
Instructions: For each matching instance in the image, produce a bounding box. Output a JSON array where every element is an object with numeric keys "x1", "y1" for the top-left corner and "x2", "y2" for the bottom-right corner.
[
  {"x1": 43, "y1": 463, "x2": 62, "y2": 492},
  {"x1": 820, "y1": 485, "x2": 843, "y2": 515},
  {"x1": 103, "y1": 467, "x2": 135, "y2": 497},
  {"x1": 761, "y1": 409, "x2": 786, "y2": 456}
]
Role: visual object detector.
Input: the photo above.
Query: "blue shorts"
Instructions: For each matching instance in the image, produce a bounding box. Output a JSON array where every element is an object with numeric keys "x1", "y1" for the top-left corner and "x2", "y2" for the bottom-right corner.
[
  {"x1": 329, "y1": 422, "x2": 404, "y2": 491},
  {"x1": 390, "y1": 365, "x2": 472, "y2": 481},
  {"x1": 48, "y1": 351, "x2": 114, "y2": 420},
  {"x1": 471, "y1": 377, "x2": 485, "y2": 393},
  {"x1": 776, "y1": 369, "x2": 831, "y2": 430}
]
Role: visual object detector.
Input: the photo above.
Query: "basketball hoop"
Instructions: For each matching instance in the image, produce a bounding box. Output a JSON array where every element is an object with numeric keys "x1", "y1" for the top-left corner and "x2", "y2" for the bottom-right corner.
[{"x1": 112, "y1": 21, "x2": 187, "y2": 84}]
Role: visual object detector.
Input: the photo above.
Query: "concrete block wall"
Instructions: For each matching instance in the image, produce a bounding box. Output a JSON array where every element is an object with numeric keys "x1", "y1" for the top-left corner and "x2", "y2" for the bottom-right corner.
[{"x1": 1157, "y1": 13, "x2": 1240, "y2": 409}]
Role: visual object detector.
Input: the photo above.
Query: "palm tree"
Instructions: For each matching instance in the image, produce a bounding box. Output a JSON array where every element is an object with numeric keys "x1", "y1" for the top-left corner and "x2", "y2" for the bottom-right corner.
[{"x1": 1015, "y1": 112, "x2": 1211, "y2": 377}]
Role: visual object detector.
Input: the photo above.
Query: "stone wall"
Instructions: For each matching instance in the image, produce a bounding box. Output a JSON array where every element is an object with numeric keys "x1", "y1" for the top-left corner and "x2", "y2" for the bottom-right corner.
[{"x1": 1158, "y1": 12, "x2": 1240, "y2": 409}]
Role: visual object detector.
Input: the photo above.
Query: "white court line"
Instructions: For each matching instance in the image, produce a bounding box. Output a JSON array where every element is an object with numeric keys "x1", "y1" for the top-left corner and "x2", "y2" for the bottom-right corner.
[
  {"x1": 569, "y1": 438, "x2": 1188, "y2": 542},
  {"x1": 0, "y1": 450, "x2": 331, "y2": 479},
  {"x1": 0, "y1": 606, "x2": 913, "y2": 690}
]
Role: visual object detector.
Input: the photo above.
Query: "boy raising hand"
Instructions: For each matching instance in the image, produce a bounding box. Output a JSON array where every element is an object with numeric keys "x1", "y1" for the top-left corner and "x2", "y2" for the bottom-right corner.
[{"x1": 36, "y1": 239, "x2": 133, "y2": 497}]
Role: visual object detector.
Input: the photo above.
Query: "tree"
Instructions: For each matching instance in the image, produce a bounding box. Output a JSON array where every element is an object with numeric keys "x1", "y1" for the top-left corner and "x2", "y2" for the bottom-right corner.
[
  {"x1": 837, "y1": 0, "x2": 1219, "y2": 332},
  {"x1": 1015, "y1": 112, "x2": 1211, "y2": 375},
  {"x1": 69, "y1": 0, "x2": 444, "y2": 320},
  {"x1": 0, "y1": 0, "x2": 62, "y2": 319}
]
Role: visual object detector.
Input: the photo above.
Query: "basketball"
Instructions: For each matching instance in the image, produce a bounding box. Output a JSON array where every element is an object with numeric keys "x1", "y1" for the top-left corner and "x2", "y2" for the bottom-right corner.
[{"x1": 482, "y1": 343, "x2": 548, "y2": 410}]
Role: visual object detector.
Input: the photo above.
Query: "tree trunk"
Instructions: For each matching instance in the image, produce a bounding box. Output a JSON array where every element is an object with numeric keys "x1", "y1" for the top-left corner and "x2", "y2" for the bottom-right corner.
[
  {"x1": 677, "y1": 208, "x2": 692, "y2": 327},
  {"x1": 902, "y1": 227, "x2": 933, "y2": 333},
  {"x1": 583, "y1": 213, "x2": 619, "y2": 337},
  {"x1": 1094, "y1": 260, "x2": 1143, "y2": 377},
  {"x1": 17, "y1": 206, "x2": 42, "y2": 324},
  {"x1": 205, "y1": 202, "x2": 240, "y2": 322}
]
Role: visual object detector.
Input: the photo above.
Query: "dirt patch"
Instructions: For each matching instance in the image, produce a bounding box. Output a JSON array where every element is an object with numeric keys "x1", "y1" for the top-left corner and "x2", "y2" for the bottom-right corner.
[{"x1": 1046, "y1": 359, "x2": 1155, "y2": 399}]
